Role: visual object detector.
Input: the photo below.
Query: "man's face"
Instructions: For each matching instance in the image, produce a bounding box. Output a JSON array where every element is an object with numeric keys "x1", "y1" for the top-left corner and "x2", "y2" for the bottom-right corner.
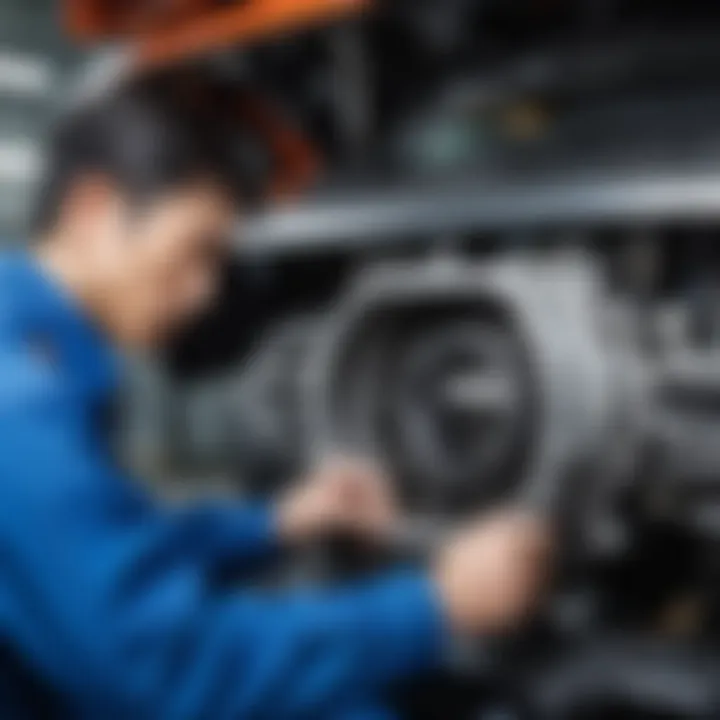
[{"x1": 86, "y1": 181, "x2": 235, "y2": 349}]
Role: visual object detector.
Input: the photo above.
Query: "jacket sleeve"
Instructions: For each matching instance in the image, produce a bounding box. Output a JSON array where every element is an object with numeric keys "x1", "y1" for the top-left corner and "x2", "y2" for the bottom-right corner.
[
  {"x1": 0, "y1": 368, "x2": 447, "y2": 720},
  {"x1": 160, "y1": 499, "x2": 281, "y2": 574}
]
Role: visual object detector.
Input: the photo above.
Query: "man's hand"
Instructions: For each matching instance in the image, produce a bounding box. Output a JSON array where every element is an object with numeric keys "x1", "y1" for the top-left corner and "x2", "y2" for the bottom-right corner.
[
  {"x1": 277, "y1": 456, "x2": 396, "y2": 544},
  {"x1": 434, "y1": 509, "x2": 553, "y2": 635}
]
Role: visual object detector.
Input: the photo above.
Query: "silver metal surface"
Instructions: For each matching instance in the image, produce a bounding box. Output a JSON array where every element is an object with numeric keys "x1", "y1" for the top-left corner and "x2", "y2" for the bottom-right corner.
[{"x1": 242, "y1": 167, "x2": 720, "y2": 254}]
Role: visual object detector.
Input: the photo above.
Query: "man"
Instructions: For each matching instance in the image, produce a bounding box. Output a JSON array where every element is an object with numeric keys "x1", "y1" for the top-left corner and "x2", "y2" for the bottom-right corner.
[{"x1": 0, "y1": 85, "x2": 550, "y2": 718}]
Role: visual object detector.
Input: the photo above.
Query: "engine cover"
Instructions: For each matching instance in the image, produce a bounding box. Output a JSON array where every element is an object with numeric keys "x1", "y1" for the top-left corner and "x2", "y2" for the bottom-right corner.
[{"x1": 303, "y1": 255, "x2": 646, "y2": 530}]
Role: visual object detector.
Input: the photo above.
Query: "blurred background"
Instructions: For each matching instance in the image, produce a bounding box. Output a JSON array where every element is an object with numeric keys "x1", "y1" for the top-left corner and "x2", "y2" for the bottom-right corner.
[
  {"x1": 0, "y1": 0, "x2": 79, "y2": 241},
  {"x1": 5, "y1": 1, "x2": 720, "y2": 717}
]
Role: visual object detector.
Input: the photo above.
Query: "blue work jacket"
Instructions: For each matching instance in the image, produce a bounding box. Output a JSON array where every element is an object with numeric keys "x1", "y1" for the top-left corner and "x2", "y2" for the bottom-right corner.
[{"x1": 0, "y1": 252, "x2": 445, "y2": 719}]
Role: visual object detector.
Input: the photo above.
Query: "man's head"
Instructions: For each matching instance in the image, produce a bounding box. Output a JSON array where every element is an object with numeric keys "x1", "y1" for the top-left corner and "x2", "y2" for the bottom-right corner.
[{"x1": 33, "y1": 86, "x2": 245, "y2": 350}]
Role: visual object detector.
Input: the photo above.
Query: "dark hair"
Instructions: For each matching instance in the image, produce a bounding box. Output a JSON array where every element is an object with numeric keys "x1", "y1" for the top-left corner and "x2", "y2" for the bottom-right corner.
[{"x1": 33, "y1": 84, "x2": 258, "y2": 234}]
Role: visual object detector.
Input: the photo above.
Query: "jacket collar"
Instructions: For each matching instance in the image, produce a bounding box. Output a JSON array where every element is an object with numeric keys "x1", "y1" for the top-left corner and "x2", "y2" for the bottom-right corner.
[{"x1": 8, "y1": 252, "x2": 122, "y2": 407}]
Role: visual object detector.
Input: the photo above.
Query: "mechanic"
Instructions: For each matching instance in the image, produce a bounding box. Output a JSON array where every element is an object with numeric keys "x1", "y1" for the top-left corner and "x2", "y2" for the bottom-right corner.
[{"x1": 0, "y1": 85, "x2": 551, "y2": 719}]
